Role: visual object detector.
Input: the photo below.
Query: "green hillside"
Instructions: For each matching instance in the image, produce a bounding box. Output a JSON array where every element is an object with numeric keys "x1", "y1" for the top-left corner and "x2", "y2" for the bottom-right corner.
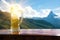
[
  {"x1": 0, "y1": 10, "x2": 11, "y2": 29},
  {"x1": 20, "y1": 18, "x2": 55, "y2": 29}
]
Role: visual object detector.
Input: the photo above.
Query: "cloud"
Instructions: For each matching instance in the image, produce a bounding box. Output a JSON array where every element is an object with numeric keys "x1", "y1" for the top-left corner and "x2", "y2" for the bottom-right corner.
[
  {"x1": 53, "y1": 7, "x2": 60, "y2": 18},
  {"x1": 0, "y1": 0, "x2": 10, "y2": 12},
  {"x1": 23, "y1": 6, "x2": 51, "y2": 18},
  {"x1": 23, "y1": 6, "x2": 41, "y2": 18},
  {"x1": 39, "y1": 9, "x2": 51, "y2": 18},
  {"x1": 1, "y1": 0, "x2": 9, "y2": 6},
  {"x1": 0, "y1": 7, "x2": 4, "y2": 11}
]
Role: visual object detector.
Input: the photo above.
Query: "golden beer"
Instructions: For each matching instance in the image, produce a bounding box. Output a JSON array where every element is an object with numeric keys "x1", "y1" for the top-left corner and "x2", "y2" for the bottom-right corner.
[
  {"x1": 11, "y1": 15, "x2": 20, "y2": 34},
  {"x1": 10, "y1": 4, "x2": 23, "y2": 34}
]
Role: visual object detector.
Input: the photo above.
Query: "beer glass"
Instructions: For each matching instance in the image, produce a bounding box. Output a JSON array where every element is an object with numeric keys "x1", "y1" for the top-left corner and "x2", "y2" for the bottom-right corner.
[{"x1": 10, "y1": 5, "x2": 23, "y2": 34}]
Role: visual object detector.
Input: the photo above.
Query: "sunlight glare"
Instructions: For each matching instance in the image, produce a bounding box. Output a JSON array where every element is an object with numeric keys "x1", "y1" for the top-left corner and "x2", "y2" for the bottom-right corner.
[{"x1": 9, "y1": 4, "x2": 23, "y2": 18}]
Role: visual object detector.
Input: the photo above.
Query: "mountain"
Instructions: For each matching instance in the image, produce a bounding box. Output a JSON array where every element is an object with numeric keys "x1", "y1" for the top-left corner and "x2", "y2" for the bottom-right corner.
[
  {"x1": 44, "y1": 11, "x2": 60, "y2": 28},
  {"x1": 20, "y1": 18, "x2": 55, "y2": 29},
  {"x1": 0, "y1": 10, "x2": 57, "y2": 29},
  {"x1": 0, "y1": 10, "x2": 11, "y2": 29}
]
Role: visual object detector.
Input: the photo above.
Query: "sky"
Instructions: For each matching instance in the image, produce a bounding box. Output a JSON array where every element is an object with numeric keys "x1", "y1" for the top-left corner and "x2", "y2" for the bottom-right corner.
[
  {"x1": 28, "y1": 0, "x2": 60, "y2": 9},
  {"x1": 0, "y1": 0, "x2": 60, "y2": 18}
]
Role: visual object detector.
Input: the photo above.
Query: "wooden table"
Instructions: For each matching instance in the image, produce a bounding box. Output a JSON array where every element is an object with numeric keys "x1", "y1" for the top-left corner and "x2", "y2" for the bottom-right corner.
[{"x1": 0, "y1": 29, "x2": 60, "y2": 36}]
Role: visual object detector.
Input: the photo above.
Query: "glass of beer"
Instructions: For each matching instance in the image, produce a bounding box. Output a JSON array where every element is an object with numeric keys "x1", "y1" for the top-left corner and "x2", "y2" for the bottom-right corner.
[
  {"x1": 11, "y1": 15, "x2": 20, "y2": 34},
  {"x1": 10, "y1": 4, "x2": 23, "y2": 34}
]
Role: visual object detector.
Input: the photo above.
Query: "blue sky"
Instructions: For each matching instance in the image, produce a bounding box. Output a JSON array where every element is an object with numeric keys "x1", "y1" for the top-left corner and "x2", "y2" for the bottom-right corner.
[
  {"x1": 5, "y1": 0, "x2": 60, "y2": 10},
  {"x1": 0, "y1": 0, "x2": 60, "y2": 18},
  {"x1": 1, "y1": 0, "x2": 60, "y2": 10},
  {"x1": 27, "y1": 0, "x2": 60, "y2": 10}
]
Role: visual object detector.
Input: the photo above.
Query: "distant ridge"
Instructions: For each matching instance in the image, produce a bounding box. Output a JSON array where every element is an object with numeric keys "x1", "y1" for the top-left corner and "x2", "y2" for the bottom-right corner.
[{"x1": 44, "y1": 11, "x2": 60, "y2": 28}]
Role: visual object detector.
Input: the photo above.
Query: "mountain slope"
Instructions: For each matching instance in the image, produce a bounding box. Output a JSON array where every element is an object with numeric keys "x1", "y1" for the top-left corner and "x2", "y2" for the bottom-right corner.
[
  {"x1": 0, "y1": 10, "x2": 11, "y2": 29},
  {"x1": 20, "y1": 18, "x2": 55, "y2": 29},
  {"x1": 44, "y1": 11, "x2": 60, "y2": 28}
]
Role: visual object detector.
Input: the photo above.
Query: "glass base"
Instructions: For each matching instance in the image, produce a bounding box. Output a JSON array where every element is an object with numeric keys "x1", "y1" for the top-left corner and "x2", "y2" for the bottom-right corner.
[
  {"x1": 10, "y1": 29, "x2": 20, "y2": 34},
  {"x1": 11, "y1": 31, "x2": 19, "y2": 34}
]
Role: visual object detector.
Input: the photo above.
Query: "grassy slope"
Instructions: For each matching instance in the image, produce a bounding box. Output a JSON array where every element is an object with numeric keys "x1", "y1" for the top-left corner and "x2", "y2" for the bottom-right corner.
[
  {"x1": 0, "y1": 11, "x2": 10, "y2": 29},
  {"x1": 20, "y1": 18, "x2": 55, "y2": 29}
]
